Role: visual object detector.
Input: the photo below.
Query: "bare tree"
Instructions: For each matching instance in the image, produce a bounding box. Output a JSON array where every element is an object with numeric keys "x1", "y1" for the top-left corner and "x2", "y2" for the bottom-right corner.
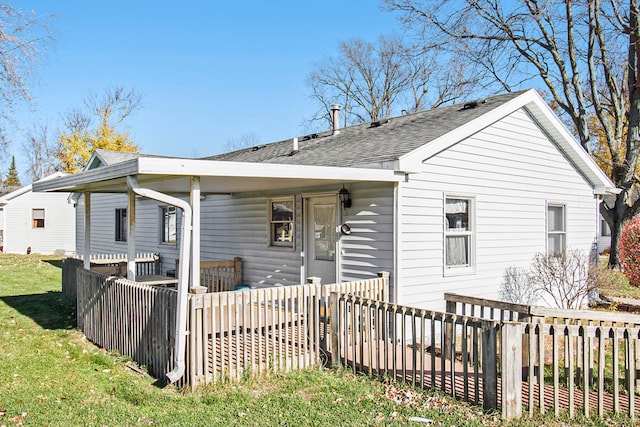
[
  {"x1": 385, "y1": 0, "x2": 640, "y2": 267},
  {"x1": 0, "y1": 4, "x2": 54, "y2": 157},
  {"x1": 22, "y1": 123, "x2": 57, "y2": 181},
  {"x1": 223, "y1": 132, "x2": 261, "y2": 152},
  {"x1": 306, "y1": 35, "x2": 478, "y2": 130}
]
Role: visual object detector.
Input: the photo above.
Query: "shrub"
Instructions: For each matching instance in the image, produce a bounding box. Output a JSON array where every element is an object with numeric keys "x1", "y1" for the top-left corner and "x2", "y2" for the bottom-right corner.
[
  {"x1": 529, "y1": 249, "x2": 598, "y2": 309},
  {"x1": 499, "y1": 266, "x2": 539, "y2": 304},
  {"x1": 620, "y1": 217, "x2": 640, "y2": 287}
]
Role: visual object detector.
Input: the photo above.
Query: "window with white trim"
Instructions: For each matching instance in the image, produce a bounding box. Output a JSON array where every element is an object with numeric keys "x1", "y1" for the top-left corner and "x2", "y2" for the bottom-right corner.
[
  {"x1": 32, "y1": 208, "x2": 45, "y2": 228},
  {"x1": 270, "y1": 198, "x2": 294, "y2": 247},
  {"x1": 161, "y1": 206, "x2": 177, "y2": 243},
  {"x1": 115, "y1": 208, "x2": 127, "y2": 242},
  {"x1": 547, "y1": 204, "x2": 566, "y2": 254},
  {"x1": 444, "y1": 197, "x2": 474, "y2": 270}
]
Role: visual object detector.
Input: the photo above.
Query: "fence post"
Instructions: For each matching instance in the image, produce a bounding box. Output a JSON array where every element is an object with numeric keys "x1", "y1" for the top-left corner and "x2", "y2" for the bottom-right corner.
[
  {"x1": 377, "y1": 271, "x2": 390, "y2": 302},
  {"x1": 481, "y1": 320, "x2": 498, "y2": 413},
  {"x1": 444, "y1": 300, "x2": 456, "y2": 360},
  {"x1": 501, "y1": 321, "x2": 523, "y2": 420},
  {"x1": 233, "y1": 257, "x2": 242, "y2": 285},
  {"x1": 330, "y1": 291, "x2": 340, "y2": 367}
]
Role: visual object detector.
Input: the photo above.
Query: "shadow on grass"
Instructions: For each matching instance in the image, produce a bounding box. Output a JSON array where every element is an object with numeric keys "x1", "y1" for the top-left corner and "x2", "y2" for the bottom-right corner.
[
  {"x1": 44, "y1": 259, "x2": 63, "y2": 269},
  {"x1": 0, "y1": 290, "x2": 75, "y2": 330}
]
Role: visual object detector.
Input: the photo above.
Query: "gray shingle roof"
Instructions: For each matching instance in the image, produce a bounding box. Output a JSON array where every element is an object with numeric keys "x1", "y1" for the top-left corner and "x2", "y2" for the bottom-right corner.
[
  {"x1": 94, "y1": 149, "x2": 142, "y2": 166},
  {"x1": 204, "y1": 91, "x2": 527, "y2": 167}
]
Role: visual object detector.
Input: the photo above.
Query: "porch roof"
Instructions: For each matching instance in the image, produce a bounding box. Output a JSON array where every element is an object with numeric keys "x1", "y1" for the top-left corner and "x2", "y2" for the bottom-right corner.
[{"x1": 32, "y1": 156, "x2": 403, "y2": 194}]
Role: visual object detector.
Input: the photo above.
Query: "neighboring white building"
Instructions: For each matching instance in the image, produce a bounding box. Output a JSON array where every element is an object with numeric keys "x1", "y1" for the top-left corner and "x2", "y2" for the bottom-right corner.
[
  {"x1": 0, "y1": 172, "x2": 76, "y2": 255},
  {"x1": 34, "y1": 90, "x2": 617, "y2": 311}
]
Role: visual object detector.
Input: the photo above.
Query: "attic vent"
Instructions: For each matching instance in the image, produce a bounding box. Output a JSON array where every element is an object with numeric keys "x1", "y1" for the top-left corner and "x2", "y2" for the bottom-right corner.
[
  {"x1": 462, "y1": 99, "x2": 486, "y2": 110},
  {"x1": 369, "y1": 119, "x2": 390, "y2": 128}
]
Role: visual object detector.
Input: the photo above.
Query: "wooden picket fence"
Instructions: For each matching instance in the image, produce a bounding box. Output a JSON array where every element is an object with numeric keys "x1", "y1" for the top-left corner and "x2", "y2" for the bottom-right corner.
[
  {"x1": 73, "y1": 265, "x2": 389, "y2": 387},
  {"x1": 445, "y1": 293, "x2": 640, "y2": 419},
  {"x1": 329, "y1": 293, "x2": 501, "y2": 412},
  {"x1": 76, "y1": 268, "x2": 179, "y2": 383},
  {"x1": 185, "y1": 273, "x2": 390, "y2": 387}
]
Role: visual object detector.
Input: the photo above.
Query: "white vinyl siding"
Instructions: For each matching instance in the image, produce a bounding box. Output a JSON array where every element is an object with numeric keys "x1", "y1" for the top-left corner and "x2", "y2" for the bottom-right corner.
[
  {"x1": 76, "y1": 194, "x2": 180, "y2": 272},
  {"x1": 76, "y1": 186, "x2": 390, "y2": 286},
  {"x1": 2, "y1": 191, "x2": 75, "y2": 255},
  {"x1": 395, "y1": 108, "x2": 598, "y2": 311}
]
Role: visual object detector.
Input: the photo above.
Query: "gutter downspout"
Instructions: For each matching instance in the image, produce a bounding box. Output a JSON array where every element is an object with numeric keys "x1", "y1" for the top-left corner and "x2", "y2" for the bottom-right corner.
[{"x1": 126, "y1": 176, "x2": 192, "y2": 383}]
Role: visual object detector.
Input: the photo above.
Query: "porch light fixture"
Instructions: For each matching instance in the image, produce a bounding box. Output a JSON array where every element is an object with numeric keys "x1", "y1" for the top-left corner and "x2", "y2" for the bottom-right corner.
[{"x1": 339, "y1": 186, "x2": 352, "y2": 209}]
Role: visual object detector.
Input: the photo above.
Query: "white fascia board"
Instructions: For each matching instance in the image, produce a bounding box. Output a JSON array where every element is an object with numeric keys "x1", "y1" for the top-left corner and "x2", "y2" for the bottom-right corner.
[
  {"x1": 34, "y1": 157, "x2": 402, "y2": 194},
  {"x1": 398, "y1": 89, "x2": 617, "y2": 194},
  {"x1": 136, "y1": 157, "x2": 402, "y2": 182},
  {"x1": 0, "y1": 184, "x2": 33, "y2": 204},
  {"x1": 33, "y1": 159, "x2": 139, "y2": 192}
]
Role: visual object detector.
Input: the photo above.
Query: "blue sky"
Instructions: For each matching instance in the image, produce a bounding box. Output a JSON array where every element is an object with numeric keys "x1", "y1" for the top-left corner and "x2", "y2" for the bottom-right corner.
[{"x1": 8, "y1": 1, "x2": 400, "y2": 182}]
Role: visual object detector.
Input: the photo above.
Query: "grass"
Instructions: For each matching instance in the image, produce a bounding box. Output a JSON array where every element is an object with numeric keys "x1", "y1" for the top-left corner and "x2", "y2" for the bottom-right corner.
[
  {"x1": 597, "y1": 257, "x2": 640, "y2": 300},
  {"x1": 0, "y1": 254, "x2": 635, "y2": 426}
]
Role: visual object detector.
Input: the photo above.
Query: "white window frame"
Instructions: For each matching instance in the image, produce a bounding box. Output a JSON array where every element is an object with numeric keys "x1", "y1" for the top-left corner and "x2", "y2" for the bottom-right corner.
[
  {"x1": 546, "y1": 203, "x2": 566, "y2": 254},
  {"x1": 269, "y1": 197, "x2": 294, "y2": 248},
  {"x1": 32, "y1": 208, "x2": 45, "y2": 229},
  {"x1": 443, "y1": 195, "x2": 475, "y2": 276},
  {"x1": 115, "y1": 208, "x2": 127, "y2": 242},
  {"x1": 160, "y1": 206, "x2": 177, "y2": 244}
]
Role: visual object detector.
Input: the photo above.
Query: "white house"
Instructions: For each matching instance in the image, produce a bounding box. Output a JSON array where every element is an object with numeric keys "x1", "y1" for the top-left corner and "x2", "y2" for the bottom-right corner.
[
  {"x1": 34, "y1": 89, "x2": 616, "y2": 311},
  {"x1": 0, "y1": 172, "x2": 76, "y2": 255}
]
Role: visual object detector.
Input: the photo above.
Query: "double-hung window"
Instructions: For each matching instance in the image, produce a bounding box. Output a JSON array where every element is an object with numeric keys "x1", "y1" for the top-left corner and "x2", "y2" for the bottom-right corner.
[
  {"x1": 161, "y1": 206, "x2": 177, "y2": 244},
  {"x1": 32, "y1": 209, "x2": 45, "y2": 228},
  {"x1": 547, "y1": 204, "x2": 566, "y2": 254},
  {"x1": 270, "y1": 198, "x2": 294, "y2": 247},
  {"x1": 444, "y1": 197, "x2": 474, "y2": 272},
  {"x1": 115, "y1": 208, "x2": 127, "y2": 242}
]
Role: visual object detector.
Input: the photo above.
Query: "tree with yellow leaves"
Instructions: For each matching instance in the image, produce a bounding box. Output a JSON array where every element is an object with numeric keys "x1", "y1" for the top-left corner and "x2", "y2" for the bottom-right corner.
[{"x1": 55, "y1": 87, "x2": 142, "y2": 173}]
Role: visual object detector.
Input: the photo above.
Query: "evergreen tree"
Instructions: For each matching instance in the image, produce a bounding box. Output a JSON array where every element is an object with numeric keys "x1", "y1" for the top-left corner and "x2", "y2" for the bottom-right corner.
[{"x1": 5, "y1": 156, "x2": 21, "y2": 186}]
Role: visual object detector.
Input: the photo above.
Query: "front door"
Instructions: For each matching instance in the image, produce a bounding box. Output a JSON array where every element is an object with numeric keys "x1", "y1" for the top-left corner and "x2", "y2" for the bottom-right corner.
[{"x1": 305, "y1": 196, "x2": 337, "y2": 284}]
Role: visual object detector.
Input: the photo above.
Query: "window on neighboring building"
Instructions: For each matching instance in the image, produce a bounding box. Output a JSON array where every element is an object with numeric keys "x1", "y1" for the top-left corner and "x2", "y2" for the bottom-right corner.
[
  {"x1": 444, "y1": 197, "x2": 474, "y2": 270},
  {"x1": 161, "y1": 206, "x2": 177, "y2": 243},
  {"x1": 32, "y1": 209, "x2": 45, "y2": 228},
  {"x1": 115, "y1": 208, "x2": 127, "y2": 242},
  {"x1": 547, "y1": 204, "x2": 566, "y2": 254},
  {"x1": 270, "y1": 198, "x2": 294, "y2": 247},
  {"x1": 601, "y1": 218, "x2": 611, "y2": 237}
]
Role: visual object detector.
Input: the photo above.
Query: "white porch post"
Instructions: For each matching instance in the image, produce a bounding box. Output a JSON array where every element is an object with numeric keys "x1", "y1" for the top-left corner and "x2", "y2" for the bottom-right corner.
[
  {"x1": 190, "y1": 176, "x2": 200, "y2": 290},
  {"x1": 83, "y1": 192, "x2": 91, "y2": 269},
  {"x1": 127, "y1": 187, "x2": 136, "y2": 280}
]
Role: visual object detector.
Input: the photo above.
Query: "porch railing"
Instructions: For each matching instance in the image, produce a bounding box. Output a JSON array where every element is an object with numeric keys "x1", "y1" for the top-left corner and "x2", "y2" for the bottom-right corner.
[
  {"x1": 63, "y1": 254, "x2": 161, "y2": 300},
  {"x1": 176, "y1": 258, "x2": 242, "y2": 292},
  {"x1": 186, "y1": 273, "x2": 389, "y2": 387}
]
